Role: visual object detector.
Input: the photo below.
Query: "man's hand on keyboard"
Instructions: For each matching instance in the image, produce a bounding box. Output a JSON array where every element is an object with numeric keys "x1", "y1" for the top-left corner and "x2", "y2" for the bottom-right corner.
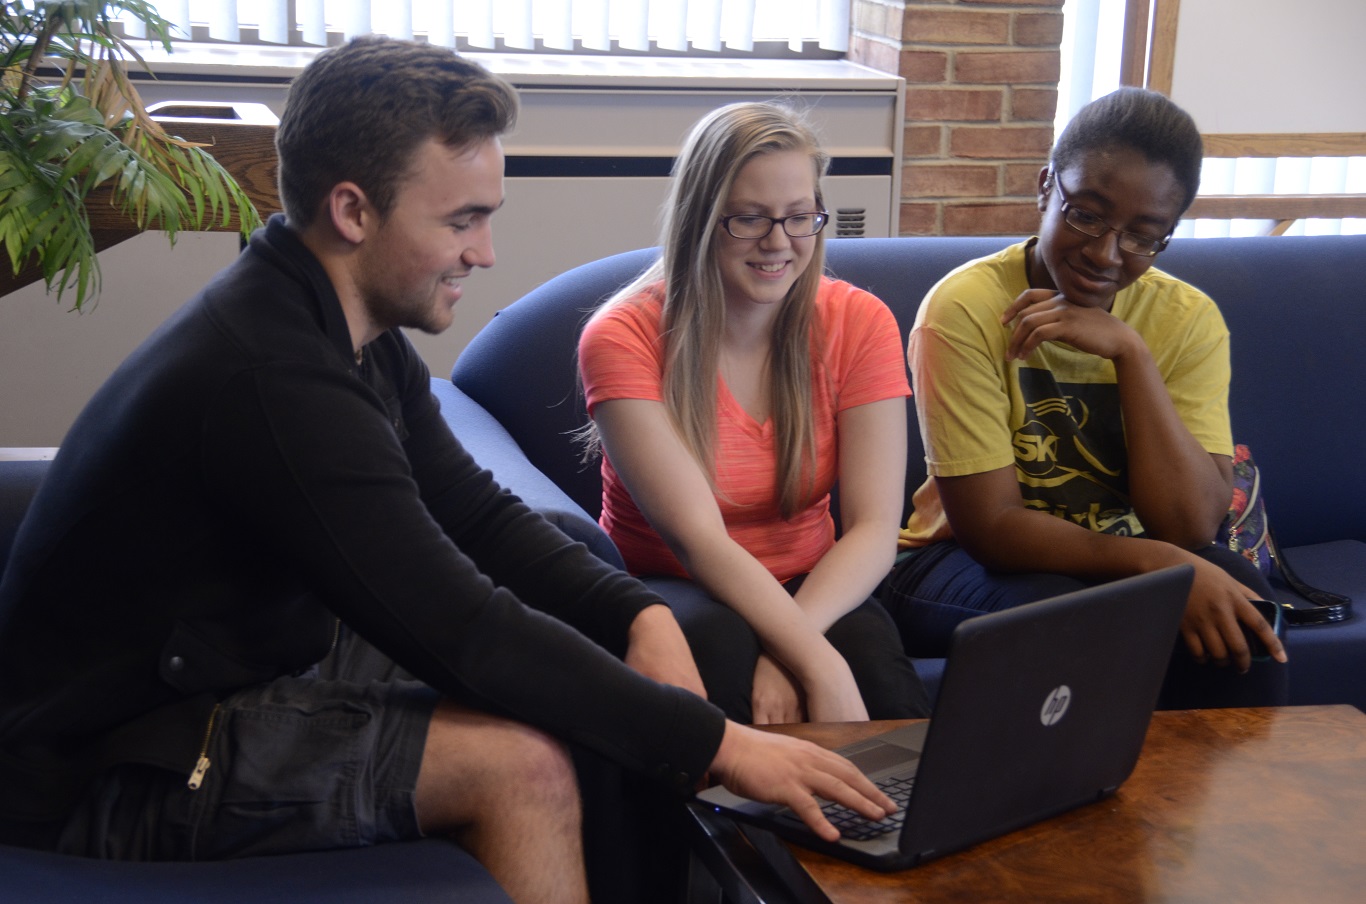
[
  {"x1": 708, "y1": 721, "x2": 898, "y2": 843},
  {"x1": 813, "y1": 775, "x2": 914, "y2": 839}
]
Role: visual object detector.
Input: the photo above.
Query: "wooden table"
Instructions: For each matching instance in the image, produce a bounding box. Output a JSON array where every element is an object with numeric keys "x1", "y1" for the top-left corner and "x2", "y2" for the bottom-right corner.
[{"x1": 687, "y1": 705, "x2": 1366, "y2": 903}]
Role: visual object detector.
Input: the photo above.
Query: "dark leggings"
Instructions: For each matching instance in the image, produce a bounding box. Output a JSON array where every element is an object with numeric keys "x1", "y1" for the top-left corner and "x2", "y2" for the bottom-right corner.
[
  {"x1": 647, "y1": 573, "x2": 932, "y2": 723},
  {"x1": 881, "y1": 542, "x2": 1289, "y2": 710}
]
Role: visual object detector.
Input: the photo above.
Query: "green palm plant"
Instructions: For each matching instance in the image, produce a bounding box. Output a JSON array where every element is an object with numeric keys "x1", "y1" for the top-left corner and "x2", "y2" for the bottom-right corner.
[{"x1": 1, "y1": 0, "x2": 261, "y2": 309}]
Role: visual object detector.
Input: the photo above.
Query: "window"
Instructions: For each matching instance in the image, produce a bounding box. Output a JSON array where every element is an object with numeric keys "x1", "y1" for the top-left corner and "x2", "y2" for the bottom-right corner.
[
  {"x1": 1058, "y1": 0, "x2": 1364, "y2": 238},
  {"x1": 126, "y1": 0, "x2": 852, "y2": 55}
]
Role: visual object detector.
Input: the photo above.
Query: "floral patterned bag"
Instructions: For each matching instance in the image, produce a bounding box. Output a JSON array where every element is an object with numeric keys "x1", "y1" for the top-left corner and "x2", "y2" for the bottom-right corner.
[
  {"x1": 1220, "y1": 444, "x2": 1352, "y2": 625},
  {"x1": 1223, "y1": 445, "x2": 1273, "y2": 576}
]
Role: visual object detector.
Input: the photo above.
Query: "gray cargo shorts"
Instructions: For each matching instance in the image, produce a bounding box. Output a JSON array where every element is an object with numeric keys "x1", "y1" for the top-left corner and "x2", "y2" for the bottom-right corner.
[{"x1": 57, "y1": 628, "x2": 439, "y2": 861}]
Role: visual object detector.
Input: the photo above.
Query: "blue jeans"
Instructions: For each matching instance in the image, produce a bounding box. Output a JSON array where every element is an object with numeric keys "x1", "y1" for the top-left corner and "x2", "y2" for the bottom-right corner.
[{"x1": 881, "y1": 542, "x2": 1289, "y2": 709}]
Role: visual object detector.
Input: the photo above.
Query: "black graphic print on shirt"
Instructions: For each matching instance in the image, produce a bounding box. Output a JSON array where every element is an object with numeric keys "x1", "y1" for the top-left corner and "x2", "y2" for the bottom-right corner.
[{"x1": 1013, "y1": 367, "x2": 1140, "y2": 536}]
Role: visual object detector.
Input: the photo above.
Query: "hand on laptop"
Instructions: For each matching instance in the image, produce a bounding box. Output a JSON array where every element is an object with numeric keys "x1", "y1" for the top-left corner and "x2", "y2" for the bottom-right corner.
[
  {"x1": 708, "y1": 721, "x2": 896, "y2": 843},
  {"x1": 1180, "y1": 557, "x2": 1288, "y2": 672}
]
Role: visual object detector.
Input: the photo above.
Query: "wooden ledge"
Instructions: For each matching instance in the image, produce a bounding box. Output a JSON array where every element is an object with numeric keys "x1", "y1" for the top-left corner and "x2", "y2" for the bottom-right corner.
[{"x1": 2, "y1": 105, "x2": 281, "y2": 299}]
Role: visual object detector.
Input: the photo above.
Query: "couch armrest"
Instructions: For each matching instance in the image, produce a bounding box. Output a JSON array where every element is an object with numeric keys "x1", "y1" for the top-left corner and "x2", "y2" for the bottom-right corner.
[{"x1": 429, "y1": 379, "x2": 624, "y2": 570}]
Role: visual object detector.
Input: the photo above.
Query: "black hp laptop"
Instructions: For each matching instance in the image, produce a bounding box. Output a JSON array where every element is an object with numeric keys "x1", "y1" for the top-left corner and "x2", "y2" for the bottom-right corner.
[{"x1": 696, "y1": 565, "x2": 1193, "y2": 871}]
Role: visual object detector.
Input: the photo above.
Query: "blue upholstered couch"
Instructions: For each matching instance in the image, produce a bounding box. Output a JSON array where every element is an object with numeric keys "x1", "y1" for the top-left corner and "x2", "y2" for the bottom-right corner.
[
  {"x1": 441, "y1": 234, "x2": 1366, "y2": 710},
  {"x1": 3, "y1": 234, "x2": 1364, "y2": 897}
]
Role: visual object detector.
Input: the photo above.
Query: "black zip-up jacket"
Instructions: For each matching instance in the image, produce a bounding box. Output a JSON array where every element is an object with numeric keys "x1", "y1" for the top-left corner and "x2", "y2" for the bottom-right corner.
[{"x1": 0, "y1": 217, "x2": 724, "y2": 837}]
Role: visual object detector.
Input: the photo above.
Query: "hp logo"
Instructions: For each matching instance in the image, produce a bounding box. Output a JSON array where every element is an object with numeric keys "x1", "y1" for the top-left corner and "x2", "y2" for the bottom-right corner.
[{"x1": 1040, "y1": 685, "x2": 1072, "y2": 727}]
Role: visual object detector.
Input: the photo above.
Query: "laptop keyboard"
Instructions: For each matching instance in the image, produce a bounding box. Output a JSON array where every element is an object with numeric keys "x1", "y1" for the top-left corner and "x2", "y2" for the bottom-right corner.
[{"x1": 820, "y1": 774, "x2": 915, "y2": 840}]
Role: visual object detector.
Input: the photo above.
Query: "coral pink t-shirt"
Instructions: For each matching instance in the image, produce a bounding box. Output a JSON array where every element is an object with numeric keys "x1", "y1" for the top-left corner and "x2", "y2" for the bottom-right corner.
[{"x1": 579, "y1": 277, "x2": 910, "y2": 583}]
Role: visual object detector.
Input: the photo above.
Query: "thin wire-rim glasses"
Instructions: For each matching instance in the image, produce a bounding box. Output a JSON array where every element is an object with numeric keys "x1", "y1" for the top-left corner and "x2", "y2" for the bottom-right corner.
[{"x1": 1051, "y1": 172, "x2": 1172, "y2": 257}]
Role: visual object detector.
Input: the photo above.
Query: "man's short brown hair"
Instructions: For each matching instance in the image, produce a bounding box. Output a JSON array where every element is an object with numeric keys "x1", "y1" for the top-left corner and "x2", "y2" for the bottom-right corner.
[{"x1": 276, "y1": 36, "x2": 519, "y2": 229}]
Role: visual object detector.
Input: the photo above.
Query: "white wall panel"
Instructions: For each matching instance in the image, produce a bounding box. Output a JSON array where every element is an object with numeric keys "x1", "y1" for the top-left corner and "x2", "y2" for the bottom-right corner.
[{"x1": 1170, "y1": 0, "x2": 1366, "y2": 134}]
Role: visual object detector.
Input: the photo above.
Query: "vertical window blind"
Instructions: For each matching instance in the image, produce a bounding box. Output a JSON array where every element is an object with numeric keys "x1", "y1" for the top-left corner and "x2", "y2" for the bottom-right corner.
[{"x1": 127, "y1": 0, "x2": 851, "y2": 53}]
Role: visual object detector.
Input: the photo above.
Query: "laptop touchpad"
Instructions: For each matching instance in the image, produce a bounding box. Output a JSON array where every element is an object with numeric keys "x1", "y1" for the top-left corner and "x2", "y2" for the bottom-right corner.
[{"x1": 846, "y1": 740, "x2": 919, "y2": 775}]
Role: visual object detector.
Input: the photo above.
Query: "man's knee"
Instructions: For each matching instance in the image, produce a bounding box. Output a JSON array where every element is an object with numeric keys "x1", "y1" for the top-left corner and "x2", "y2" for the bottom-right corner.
[
  {"x1": 489, "y1": 723, "x2": 579, "y2": 811},
  {"x1": 416, "y1": 702, "x2": 579, "y2": 832}
]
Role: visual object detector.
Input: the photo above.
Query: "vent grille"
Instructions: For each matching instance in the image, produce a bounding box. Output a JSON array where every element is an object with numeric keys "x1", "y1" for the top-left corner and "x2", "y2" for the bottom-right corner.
[{"x1": 835, "y1": 207, "x2": 867, "y2": 237}]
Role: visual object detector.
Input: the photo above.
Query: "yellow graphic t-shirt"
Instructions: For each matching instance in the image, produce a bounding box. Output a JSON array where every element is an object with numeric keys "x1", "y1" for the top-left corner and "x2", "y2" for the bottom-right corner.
[{"x1": 900, "y1": 240, "x2": 1232, "y2": 548}]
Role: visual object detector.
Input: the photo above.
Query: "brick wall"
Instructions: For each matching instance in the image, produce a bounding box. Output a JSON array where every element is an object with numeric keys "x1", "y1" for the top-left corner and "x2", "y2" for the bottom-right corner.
[{"x1": 850, "y1": 0, "x2": 1064, "y2": 236}]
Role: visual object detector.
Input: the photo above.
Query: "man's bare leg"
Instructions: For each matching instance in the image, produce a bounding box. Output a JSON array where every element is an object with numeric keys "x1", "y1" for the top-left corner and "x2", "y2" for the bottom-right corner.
[{"x1": 414, "y1": 700, "x2": 588, "y2": 904}]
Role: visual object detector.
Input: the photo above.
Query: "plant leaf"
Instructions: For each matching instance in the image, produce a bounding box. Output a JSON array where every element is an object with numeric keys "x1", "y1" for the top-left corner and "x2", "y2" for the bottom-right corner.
[{"x1": 0, "y1": 0, "x2": 261, "y2": 306}]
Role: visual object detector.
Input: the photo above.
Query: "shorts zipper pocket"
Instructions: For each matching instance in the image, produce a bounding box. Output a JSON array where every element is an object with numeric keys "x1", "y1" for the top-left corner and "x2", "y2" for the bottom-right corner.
[{"x1": 187, "y1": 703, "x2": 222, "y2": 791}]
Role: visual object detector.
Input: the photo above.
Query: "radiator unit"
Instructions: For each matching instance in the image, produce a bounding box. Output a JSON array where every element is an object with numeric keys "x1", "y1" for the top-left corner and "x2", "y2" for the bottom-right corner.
[{"x1": 135, "y1": 50, "x2": 905, "y2": 376}]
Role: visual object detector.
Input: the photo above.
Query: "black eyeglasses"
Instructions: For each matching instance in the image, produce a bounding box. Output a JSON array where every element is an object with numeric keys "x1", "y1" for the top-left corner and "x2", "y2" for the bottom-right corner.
[
  {"x1": 1050, "y1": 172, "x2": 1172, "y2": 257},
  {"x1": 718, "y1": 211, "x2": 829, "y2": 240}
]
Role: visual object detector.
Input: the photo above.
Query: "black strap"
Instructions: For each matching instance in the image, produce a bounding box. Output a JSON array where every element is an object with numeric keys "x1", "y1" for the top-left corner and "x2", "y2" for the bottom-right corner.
[{"x1": 1266, "y1": 523, "x2": 1353, "y2": 625}]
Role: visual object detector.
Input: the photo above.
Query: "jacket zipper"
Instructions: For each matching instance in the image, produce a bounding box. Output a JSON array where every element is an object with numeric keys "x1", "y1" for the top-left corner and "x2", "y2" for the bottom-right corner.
[{"x1": 187, "y1": 703, "x2": 222, "y2": 790}]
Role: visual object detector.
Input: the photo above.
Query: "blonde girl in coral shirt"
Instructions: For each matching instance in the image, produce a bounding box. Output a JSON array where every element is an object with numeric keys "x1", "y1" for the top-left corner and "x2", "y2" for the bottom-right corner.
[{"x1": 579, "y1": 102, "x2": 928, "y2": 725}]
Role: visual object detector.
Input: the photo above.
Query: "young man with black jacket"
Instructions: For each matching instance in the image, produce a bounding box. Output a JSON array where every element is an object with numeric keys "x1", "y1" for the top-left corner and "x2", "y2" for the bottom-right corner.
[{"x1": 0, "y1": 36, "x2": 893, "y2": 903}]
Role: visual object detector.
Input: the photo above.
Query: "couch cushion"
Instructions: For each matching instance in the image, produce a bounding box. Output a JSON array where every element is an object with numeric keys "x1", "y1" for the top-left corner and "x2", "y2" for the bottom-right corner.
[
  {"x1": 452, "y1": 249, "x2": 658, "y2": 520},
  {"x1": 1155, "y1": 235, "x2": 1366, "y2": 548},
  {"x1": 430, "y1": 379, "x2": 624, "y2": 569},
  {"x1": 1276, "y1": 540, "x2": 1366, "y2": 710},
  {"x1": 0, "y1": 838, "x2": 512, "y2": 903}
]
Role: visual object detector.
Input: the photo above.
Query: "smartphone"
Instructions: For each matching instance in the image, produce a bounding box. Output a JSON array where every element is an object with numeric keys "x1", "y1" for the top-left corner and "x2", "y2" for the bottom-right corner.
[{"x1": 1243, "y1": 598, "x2": 1286, "y2": 662}]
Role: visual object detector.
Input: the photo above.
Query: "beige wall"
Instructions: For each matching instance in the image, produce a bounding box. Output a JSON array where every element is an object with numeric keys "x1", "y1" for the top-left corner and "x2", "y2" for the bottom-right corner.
[
  {"x1": 0, "y1": 71, "x2": 902, "y2": 446},
  {"x1": 0, "y1": 232, "x2": 242, "y2": 447}
]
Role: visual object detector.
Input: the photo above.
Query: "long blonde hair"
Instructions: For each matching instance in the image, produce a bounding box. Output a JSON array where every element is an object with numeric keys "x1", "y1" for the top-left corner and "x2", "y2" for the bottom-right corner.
[{"x1": 583, "y1": 101, "x2": 830, "y2": 520}]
